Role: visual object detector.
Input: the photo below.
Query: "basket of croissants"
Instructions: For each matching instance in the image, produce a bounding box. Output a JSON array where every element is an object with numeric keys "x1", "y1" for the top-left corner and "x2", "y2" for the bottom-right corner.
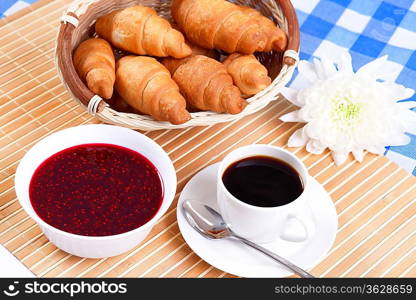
[{"x1": 56, "y1": 0, "x2": 299, "y2": 130}]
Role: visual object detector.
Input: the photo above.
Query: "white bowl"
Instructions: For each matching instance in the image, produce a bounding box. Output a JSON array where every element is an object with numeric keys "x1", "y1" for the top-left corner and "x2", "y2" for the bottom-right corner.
[{"x1": 15, "y1": 124, "x2": 176, "y2": 258}]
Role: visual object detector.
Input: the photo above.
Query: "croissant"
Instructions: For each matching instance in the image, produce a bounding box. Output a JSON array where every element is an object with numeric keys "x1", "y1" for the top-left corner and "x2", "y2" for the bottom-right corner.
[
  {"x1": 171, "y1": 0, "x2": 286, "y2": 54},
  {"x1": 96, "y1": 6, "x2": 192, "y2": 58},
  {"x1": 223, "y1": 53, "x2": 272, "y2": 96},
  {"x1": 73, "y1": 38, "x2": 115, "y2": 99},
  {"x1": 238, "y1": 6, "x2": 287, "y2": 52},
  {"x1": 115, "y1": 56, "x2": 191, "y2": 124},
  {"x1": 107, "y1": 92, "x2": 139, "y2": 114},
  {"x1": 163, "y1": 55, "x2": 247, "y2": 114},
  {"x1": 171, "y1": 22, "x2": 219, "y2": 59}
]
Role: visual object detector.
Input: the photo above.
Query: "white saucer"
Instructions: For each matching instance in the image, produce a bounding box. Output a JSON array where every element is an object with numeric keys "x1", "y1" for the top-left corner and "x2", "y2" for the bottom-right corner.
[{"x1": 177, "y1": 163, "x2": 338, "y2": 278}]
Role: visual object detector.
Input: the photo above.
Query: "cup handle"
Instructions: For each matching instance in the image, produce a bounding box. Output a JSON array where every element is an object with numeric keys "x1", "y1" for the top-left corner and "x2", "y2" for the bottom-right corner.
[{"x1": 279, "y1": 205, "x2": 315, "y2": 243}]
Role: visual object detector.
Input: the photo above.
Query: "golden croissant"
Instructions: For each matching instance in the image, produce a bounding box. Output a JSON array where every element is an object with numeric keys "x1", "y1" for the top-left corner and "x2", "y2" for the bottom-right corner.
[
  {"x1": 96, "y1": 5, "x2": 192, "y2": 58},
  {"x1": 115, "y1": 56, "x2": 191, "y2": 124},
  {"x1": 223, "y1": 53, "x2": 272, "y2": 96},
  {"x1": 163, "y1": 55, "x2": 247, "y2": 114},
  {"x1": 171, "y1": 0, "x2": 287, "y2": 54},
  {"x1": 73, "y1": 38, "x2": 115, "y2": 99}
]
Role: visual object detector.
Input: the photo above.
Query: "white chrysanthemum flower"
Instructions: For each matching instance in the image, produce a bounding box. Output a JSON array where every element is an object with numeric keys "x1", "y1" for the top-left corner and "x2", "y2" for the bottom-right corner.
[{"x1": 280, "y1": 52, "x2": 416, "y2": 165}]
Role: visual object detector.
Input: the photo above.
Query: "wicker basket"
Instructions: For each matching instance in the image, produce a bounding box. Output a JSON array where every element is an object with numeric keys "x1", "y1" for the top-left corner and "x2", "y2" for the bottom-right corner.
[{"x1": 56, "y1": 0, "x2": 300, "y2": 131}]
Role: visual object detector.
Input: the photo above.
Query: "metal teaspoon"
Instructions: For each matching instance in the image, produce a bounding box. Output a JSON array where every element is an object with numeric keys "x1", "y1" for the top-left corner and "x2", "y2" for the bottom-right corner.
[{"x1": 181, "y1": 199, "x2": 314, "y2": 278}]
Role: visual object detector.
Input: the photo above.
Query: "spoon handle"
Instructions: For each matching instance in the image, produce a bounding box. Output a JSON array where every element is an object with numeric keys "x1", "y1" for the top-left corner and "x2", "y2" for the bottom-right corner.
[{"x1": 232, "y1": 234, "x2": 315, "y2": 278}]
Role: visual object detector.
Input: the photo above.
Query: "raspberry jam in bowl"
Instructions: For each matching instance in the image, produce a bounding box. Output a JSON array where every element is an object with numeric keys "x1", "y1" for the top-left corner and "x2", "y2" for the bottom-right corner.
[
  {"x1": 29, "y1": 144, "x2": 164, "y2": 237},
  {"x1": 15, "y1": 125, "x2": 176, "y2": 258}
]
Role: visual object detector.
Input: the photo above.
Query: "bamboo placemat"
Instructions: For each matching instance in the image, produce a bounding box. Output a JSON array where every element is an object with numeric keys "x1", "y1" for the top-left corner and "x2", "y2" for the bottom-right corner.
[{"x1": 0, "y1": 0, "x2": 415, "y2": 278}]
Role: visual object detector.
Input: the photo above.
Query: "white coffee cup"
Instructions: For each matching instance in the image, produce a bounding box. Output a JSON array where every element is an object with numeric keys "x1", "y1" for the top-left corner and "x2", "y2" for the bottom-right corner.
[{"x1": 217, "y1": 144, "x2": 315, "y2": 244}]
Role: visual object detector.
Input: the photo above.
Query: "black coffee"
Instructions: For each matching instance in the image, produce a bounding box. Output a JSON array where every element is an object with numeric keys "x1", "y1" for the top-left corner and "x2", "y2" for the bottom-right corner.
[{"x1": 222, "y1": 156, "x2": 303, "y2": 207}]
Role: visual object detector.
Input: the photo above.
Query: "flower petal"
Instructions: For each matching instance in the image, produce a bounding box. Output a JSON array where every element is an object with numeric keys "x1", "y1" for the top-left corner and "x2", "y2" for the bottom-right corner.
[
  {"x1": 287, "y1": 128, "x2": 309, "y2": 147},
  {"x1": 306, "y1": 139, "x2": 326, "y2": 154},
  {"x1": 388, "y1": 134, "x2": 411, "y2": 146},
  {"x1": 297, "y1": 60, "x2": 318, "y2": 82},
  {"x1": 336, "y1": 51, "x2": 353, "y2": 73},
  {"x1": 398, "y1": 100, "x2": 416, "y2": 110},
  {"x1": 357, "y1": 55, "x2": 402, "y2": 81},
  {"x1": 383, "y1": 83, "x2": 415, "y2": 101},
  {"x1": 366, "y1": 146, "x2": 386, "y2": 155},
  {"x1": 295, "y1": 89, "x2": 309, "y2": 107},
  {"x1": 397, "y1": 87, "x2": 414, "y2": 101},
  {"x1": 313, "y1": 58, "x2": 327, "y2": 80},
  {"x1": 356, "y1": 55, "x2": 387, "y2": 77},
  {"x1": 400, "y1": 110, "x2": 416, "y2": 135},
  {"x1": 406, "y1": 127, "x2": 416, "y2": 135},
  {"x1": 332, "y1": 151, "x2": 349, "y2": 166},
  {"x1": 378, "y1": 60, "x2": 403, "y2": 82},
  {"x1": 352, "y1": 149, "x2": 365, "y2": 162},
  {"x1": 320, "y1": 56, "x2": 337, "y2": 79},
  {"x1": 280, "y1": 87, "x2": 303, "y2": 106},
  {"x1": 279, "y1": 110, "x2": 305, "y2": 122}
]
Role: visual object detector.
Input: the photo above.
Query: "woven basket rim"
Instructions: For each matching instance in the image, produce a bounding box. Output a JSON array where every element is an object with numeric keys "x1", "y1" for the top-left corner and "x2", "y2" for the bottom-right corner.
[{"x1": 56, "y1": 0, "x2": 300, "y2": 130}]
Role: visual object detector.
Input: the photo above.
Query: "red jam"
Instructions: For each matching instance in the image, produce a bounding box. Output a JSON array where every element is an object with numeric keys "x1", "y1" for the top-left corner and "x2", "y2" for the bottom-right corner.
[{"x1": 29, "y1": 143, "x2": 163, "y2": 236}]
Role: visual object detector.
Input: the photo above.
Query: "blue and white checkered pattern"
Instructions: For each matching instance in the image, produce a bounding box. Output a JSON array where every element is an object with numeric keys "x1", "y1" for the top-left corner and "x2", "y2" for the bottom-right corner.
[
  {"x1": 1, "y1": 0, "x2": 416, "y2": 175},
  {"x1": 0, "y1": 0, "x2": 38, "y2": 18},
  {"x1": 291, "y1": 0, "x2": 416, "y2": 176}
]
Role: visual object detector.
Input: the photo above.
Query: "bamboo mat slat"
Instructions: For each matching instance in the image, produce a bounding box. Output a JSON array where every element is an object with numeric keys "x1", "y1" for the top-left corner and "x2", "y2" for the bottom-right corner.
[{"x1": 0, "y1": 0, "x2": 415, "y2": 278}]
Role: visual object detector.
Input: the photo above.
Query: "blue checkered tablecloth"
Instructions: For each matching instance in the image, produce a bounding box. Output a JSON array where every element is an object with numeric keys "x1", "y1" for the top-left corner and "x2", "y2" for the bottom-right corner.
[
  {"x1": 1, "y1": 0, "x2": 416, "y2": 175},
  {"x1": 0, "y1": 0, "x2": 38, "y2": 18},
  {"x1": 290, "y1": 0, "x2": 416, "y2": 175}
]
